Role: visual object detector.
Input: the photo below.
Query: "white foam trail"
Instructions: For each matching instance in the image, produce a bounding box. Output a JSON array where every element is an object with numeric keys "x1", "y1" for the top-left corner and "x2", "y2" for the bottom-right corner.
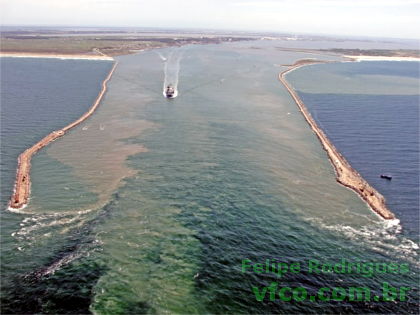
[
  {"x1": 156, "y1": 51, "x2": 167, "y2": 62},
  {"x1": 7, "y1": 203, "x2": 28, "y2": 213},
  {"x1": 304, "y1": 216, "x2": 419, "y2": 266},
  {"x1": 163, "y1": 48, "x2": 184, "y2": 98},
  {"x1": 11, "y1": 207, "x2": 97, "y2": 243},
  {"x1": 16, "y1": 214, "x2": 83, "y2": 237}
]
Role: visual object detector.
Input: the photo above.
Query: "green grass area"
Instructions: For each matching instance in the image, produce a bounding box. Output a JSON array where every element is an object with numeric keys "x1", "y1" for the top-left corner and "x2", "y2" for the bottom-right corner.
[
  {"x1": 322, "y1": 48, "x2": 420, "y2": 57},
  {"x1": 0, "y1": 37, "x2": 171, "y2": 55},
  {"x1": 0, "y1": 35, "x2": 252, "y2": 56}
]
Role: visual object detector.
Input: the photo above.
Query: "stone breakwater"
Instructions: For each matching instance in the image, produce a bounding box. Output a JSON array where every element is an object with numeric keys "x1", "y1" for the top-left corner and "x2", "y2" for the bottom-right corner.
[
  {"x1": 279, "y1": 60, "x2": 395, "y2": 220},
  {"x1": 9, "y1": 61, "x2": 118, "y2": 210}
]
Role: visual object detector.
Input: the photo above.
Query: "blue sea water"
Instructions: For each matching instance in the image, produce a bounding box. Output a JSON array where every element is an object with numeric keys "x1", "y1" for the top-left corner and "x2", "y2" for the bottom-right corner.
[
  {"x1": 287, "y1": 61, "x2": 419, "y2": 240},
  {"x1": 300, "y1": 93, "x2": 419, "y2": 235},
  {"x1": 335, "y1": 60, "x2": 419, "y2": 79},
  {"x1": 0, "y1": 57, "x2": 113, "y2": 313},
  {"x1": 0, "y1": 57, "x2": 113, "y2": 207}
]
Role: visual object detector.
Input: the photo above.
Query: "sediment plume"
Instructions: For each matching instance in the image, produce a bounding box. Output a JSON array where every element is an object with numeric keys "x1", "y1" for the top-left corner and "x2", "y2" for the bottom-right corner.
[
  {"x1": 279, "y1": 60, "x2": 395, "y2": 220},
  {"x1": 8, "y1": 61, "x2": 118, "y2": 210}
]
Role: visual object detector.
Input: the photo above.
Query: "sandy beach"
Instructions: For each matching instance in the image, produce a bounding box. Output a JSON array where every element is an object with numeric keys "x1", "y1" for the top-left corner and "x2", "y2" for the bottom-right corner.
[
  {"x1": 279, "y1": 60, "x2": 396, "y2": 220},
  {"x1": 0, "y1": 52, "x2": 114, "y2": 61},
  {"x1": 345, "y1": 55, "x2": 420, "y2": 62}
]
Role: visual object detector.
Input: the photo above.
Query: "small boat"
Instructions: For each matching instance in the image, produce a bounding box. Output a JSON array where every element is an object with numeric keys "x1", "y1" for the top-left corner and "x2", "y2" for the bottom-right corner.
[
  {"x1": 380, "y1": 174, "x2": 392, "y2": 180},
  {"x1": 165, "y1": 85, "x2": 175, "y2": 98}
]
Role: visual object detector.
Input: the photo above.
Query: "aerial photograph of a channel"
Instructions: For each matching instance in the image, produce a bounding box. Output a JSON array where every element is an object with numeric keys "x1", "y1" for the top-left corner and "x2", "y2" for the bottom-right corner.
[{"x1": 1, "y1": 0, "x2": 419, "y2": 314}]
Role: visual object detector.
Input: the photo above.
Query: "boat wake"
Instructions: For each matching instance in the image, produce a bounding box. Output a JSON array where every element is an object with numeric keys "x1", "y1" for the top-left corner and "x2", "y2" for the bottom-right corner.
[
  {"x1": 160, "y1": 48, "x2": 184, "y2": 98},
  {"x1": 7, "y1": 203, "x2": 28, "y2": 213},
  {"x1": 156, "y1": 51, "x2": 167, "y2": 62}
]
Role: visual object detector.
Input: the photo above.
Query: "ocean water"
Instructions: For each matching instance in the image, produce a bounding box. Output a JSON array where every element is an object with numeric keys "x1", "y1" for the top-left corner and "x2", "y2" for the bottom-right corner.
[
  {"x1": 287, "y1": 61, "x2": 420, "y2": 239},
  {"x1": 0, "y1": 57, "x2": 114, "y2": 208},
  {"x1": 0, "y1": 57, "x2": 113, "y2": 308},
  {"x1": 1, "y1": 43, "x2": 418, "y2": 314}
]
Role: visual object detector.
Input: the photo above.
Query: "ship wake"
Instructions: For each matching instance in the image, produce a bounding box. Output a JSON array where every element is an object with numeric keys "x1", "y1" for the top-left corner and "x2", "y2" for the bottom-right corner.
[{"x1": 161, "y1": 48, "x2": 184, "y2": 98}]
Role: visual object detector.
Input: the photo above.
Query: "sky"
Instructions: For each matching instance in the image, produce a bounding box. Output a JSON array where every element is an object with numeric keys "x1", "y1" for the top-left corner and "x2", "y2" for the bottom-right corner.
[{"x1": 1, "y1": 0, "x2": 420, "y2": 39}]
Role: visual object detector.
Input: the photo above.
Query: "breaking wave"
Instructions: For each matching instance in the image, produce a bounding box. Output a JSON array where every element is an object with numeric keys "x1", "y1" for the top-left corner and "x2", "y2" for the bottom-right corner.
[{"x1": 305, "y1": 216, "x2": 419, "y2": 266}]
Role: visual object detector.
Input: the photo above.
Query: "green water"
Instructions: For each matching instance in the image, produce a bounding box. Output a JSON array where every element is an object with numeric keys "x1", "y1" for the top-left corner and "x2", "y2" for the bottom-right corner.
[{"x1": 2, "y1": 42, "x2": 418, "y2": 313}]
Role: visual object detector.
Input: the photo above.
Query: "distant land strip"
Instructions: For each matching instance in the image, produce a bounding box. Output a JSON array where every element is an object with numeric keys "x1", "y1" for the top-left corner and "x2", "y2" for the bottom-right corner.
[
  {"x1": 278, "y1": 60, "x2": 395, "y2": 220},
  {"x1": 275, "y1": 47, "x2": 420, "y2": 60},
  {"x1": 0, "y1": 52, "x2": 114, "y2": 60},
  {"x1": 0, "y1": 34, "x2": 253, "y2": 57},
  {"x1": 8, "y1": 61, "x2": 118, "y2": 210}
]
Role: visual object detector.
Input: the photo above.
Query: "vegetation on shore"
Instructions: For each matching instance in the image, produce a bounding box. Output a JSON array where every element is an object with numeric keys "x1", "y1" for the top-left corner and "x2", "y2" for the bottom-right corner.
[
  {"x1": 1, "y1": 32, "x2": 253, "y2": 56},
  {"x1": 321, "y1": 48, "x2": 420, "y2": 58}
]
